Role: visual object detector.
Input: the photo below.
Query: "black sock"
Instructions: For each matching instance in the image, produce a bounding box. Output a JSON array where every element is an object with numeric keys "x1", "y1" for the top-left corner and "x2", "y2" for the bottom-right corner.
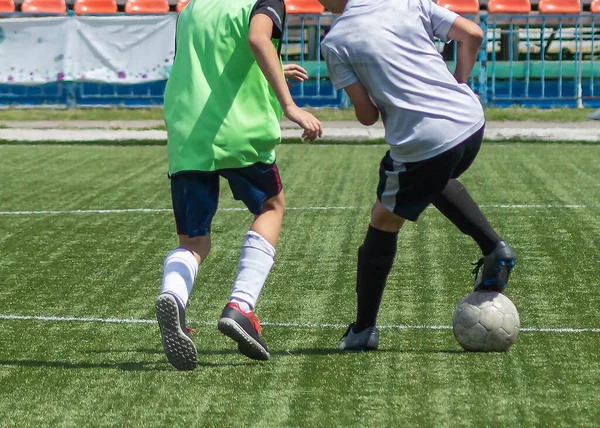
[
  {"x1": 432, "y1": 179, "x2": 501, "y2": 255},
  {"x1": 355, "y1": 225, "x2": 398, "y2": 332}
]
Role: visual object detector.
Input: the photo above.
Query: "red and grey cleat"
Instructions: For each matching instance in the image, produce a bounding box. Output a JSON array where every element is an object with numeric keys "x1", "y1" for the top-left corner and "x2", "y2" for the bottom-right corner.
[{"x1": 217, "y1": 302, "x2": 270, "y2": 361}]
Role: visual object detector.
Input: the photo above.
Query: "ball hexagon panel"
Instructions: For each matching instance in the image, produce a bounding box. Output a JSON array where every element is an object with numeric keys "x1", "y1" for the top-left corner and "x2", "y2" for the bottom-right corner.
[
  {"x1": 478, "y1": 305, "x2": 504, "y2": 331},
  {"x1": 455, "y1": 304, "x2": 480, "y2": 328}
]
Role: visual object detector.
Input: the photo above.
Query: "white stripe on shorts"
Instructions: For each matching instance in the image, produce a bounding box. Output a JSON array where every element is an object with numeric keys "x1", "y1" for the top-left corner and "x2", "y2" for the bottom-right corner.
[{"x1": 380, "y1": 156, "x2": 406, "y2": 213}]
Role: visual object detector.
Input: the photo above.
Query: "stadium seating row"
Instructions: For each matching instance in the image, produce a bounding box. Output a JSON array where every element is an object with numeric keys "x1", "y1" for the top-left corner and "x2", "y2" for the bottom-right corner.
[
  {"x1": 441, "y1": 0, "x2": 599, "y2": 13},
  {"x1": 1, "y1": 0, "x2": 322, "y2": 14},
  {"x1": 0, "y1": 0, "x2": 172, "y2": 13},
  {"x1": 0, "y1": 0, "x2": 598, "y2": 15}
]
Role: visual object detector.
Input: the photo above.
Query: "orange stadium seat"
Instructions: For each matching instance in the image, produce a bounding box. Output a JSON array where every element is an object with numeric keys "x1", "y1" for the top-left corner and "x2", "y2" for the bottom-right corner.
[
  {"x1": 591, "y1": 0, "x2": 600, "y2": 13},
  {"x1": 487, "y1": 0, "x2": 532, "y2": 13},
  {"x1": 538, "y1": 0, "x2": 581, "y2": 13},
  {"x1": 438, "y1": 0, "x2": 479, "y2": 14},
  {"x1": 21, "y1": 0, "x2": 66, "y2": 13},
  {"x1": 125, "y1": 0, "x2": 169, "y2": 14},
  {"x1": 176, "y1": 0, "x2": 188, "y2": 13},
  {"x1": 285, "y1": 0, "x2": 325, "y2": 14},
  {"x1": 74, "y1": 0, "x2": 117, "y2": 14},
  {"x1": 0, "y1": 0, "x2": 15, "y2": 12}
]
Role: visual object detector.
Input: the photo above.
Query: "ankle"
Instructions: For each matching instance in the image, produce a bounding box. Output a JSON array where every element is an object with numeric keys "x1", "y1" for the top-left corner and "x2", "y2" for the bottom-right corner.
[
  {"x1": 230, "y1": 299, "x2": 252, "y2": 313},
  {"x1": 353, "y1": 322, "x2": 376, "y2": 333}
]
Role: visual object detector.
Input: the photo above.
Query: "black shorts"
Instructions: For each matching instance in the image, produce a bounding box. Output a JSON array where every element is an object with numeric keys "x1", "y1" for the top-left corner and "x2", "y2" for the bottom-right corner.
[
  {"x1": 170, "y1": 162, "x2": 283, "y2": 238},
  {"x1": 376, "y1": 125, "x2": 484, "y2": 222}
]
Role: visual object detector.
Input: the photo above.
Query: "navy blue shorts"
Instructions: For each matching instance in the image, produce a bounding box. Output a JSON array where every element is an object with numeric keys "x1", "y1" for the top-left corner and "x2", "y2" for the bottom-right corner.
[
  {"x1": 376, "y1": 125, "x2": 484, "y2": 221},
  {"x1": 170, "y1": 162, "x2": 283, "y2": 237}
]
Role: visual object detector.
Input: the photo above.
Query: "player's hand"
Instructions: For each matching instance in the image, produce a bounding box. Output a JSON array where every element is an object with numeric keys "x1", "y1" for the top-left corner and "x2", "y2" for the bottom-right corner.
[
  {"x1": 283, "y1": 64, "x2": 309, "y2": 82},
  {"x1": 284, "y1": 105, "x2": 323, "y2": 141}
]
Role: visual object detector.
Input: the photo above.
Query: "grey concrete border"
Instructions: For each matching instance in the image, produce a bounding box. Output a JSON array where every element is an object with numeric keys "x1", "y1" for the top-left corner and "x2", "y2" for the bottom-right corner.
[{"x1": 0, "y1": 121, "x2": 598, "y2": 142}]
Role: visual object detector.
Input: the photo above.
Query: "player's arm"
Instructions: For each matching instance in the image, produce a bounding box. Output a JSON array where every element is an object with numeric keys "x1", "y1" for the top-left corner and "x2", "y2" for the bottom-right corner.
[
  {"x1": 248, "y1": 14, "x2": 322, "y2": 140},
  {"x1": 248, "y1": 14, "x2": 294, "y2": 112},
  {"x1": 447, "y1": 17, "x2": 484, "y2": 84},
  {"x1": 321, "y1": 44, "x2": 377, "y2": 125},
  {"x1": 344, "y1": 81, "x2": 379, "y2": 126}
]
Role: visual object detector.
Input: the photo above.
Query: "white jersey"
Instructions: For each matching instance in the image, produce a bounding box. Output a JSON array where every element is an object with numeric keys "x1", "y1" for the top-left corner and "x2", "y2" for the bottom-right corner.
[{"x1": 321, "y1": 0, "x2": 485, "y2": 162}]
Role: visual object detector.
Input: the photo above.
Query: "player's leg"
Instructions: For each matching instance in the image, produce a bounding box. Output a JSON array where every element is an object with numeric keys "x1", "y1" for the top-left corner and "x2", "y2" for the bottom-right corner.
[
  {"x1": 247, "y1": 189, "x2": 285, "y2": 246},
  {"x1": 342, "y1": 150, "x2": 422, "y2": 351},
  {"x1": 340, "y1": 199, "x2": 404, "y2": 351},
  {"x1": 156, "y1": 172, "x2": 219, "y2": 370},
  {"x1": 431, "y1": 127, "x2": 516, "y2": 291},
  {"x1": 217, "y1": 162, "x2": 284, "y2": 360},
  {"x1": 342, "y1": 136, "x2": 497, "y2": 351},
  {"x1": 433, "y1": 179, "x2": 515, "y2": 291},
  {"x1": 161, "y1": 235, "x2": 210, "y2": 310},
  {"x1": 359, "y1": 201, "x2": 406, "y2": 330},
  {"x1": 434, "y1": 179, "x2": 500, "y2": 255}
]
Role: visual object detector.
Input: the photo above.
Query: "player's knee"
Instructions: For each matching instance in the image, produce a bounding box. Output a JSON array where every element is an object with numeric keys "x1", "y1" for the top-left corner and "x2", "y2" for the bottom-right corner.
[
  {"x1": 262, "y1": 192, "x2": 286, "y2": 213},
  {"x1": 370, "y1": 201, "x2": 405, "y2": 233}
]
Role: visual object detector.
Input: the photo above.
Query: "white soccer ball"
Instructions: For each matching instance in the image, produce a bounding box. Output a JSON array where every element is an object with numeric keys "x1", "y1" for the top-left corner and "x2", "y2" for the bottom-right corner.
[{"x1": 452, "y1": 291, "x2": 520, "y2": 352}]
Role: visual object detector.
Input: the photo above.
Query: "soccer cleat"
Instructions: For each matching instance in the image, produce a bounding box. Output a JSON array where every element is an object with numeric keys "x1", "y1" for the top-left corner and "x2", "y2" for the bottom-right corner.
[
  {"x1": 587, "y1": 109, "x2": 600, "y2": 120},
  {"x1": 339, "y1": 322, "x2": 380, "y2": 351},
  {"x1": 217, "y1": 302, "x2": 270, "y2": 361},
  {"x1": 472, "y1": 241, "x2": 516, "y2": 293},
  {"x1": 155, "y1": 292, "x2": 198, "y2": 371}
]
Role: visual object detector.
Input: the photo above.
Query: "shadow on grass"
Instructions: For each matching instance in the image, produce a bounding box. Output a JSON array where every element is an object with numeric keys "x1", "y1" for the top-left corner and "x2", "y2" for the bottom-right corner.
[
  {"x1": 204, "y1": 347, "x2": 466, "y2": 357},
  {"x1": 0, "y1": 357, "x2": 253, "y2": 371},
  {"x1": 389, "y1": 348, "x2": 465, "y2": 354},
  {"x1": 0, "y1": 347, "x2": 470, "y2": 371},
  {"x1": 81, "y1": 348, "x2": 163, "y2": 355},
  {"x1": 197, "y1": 349, "x2": 246, "y2": 356},
  {"x1": 0, "y1": 359, "x2": 171, "y2": 371},
  {"x1": 270, "y1": 347, "x2": 343, "y2": 356}
]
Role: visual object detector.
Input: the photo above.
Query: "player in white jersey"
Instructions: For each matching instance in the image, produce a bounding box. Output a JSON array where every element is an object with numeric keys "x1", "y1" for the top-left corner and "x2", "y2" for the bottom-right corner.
[{"x1": 319, "y1": 0, "x2": 517, "y2": 351}]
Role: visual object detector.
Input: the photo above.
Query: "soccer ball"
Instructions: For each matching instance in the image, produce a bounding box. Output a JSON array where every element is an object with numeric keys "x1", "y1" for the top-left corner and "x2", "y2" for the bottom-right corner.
[{"x1": 452, "y1": 291, "x2": 520, "y2": 352}]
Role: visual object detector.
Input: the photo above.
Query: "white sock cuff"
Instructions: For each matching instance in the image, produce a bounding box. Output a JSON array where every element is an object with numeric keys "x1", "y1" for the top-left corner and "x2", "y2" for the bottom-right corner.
[
  {"x1": 164, "y1": 248, "x2": 199, "y2": 276},
  {"x1": 244, "y1": 231, "x2": 275, "y2": 258}
]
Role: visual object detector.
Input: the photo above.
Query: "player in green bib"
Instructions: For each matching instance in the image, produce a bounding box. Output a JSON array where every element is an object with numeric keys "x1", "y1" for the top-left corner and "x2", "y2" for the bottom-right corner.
[{"x1": 156, "y1": 0, "x2": 323, "y2": 370}]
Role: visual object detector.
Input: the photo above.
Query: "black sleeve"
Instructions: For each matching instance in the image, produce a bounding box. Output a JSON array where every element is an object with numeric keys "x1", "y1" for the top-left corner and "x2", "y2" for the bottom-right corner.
[{"x1": 250, "y1": 0, "x2": 285, "y2": 39}]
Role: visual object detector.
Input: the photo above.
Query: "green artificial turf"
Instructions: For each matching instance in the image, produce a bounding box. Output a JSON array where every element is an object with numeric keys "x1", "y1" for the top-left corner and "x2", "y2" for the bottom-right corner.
[{"x1": 0, "y1": 142, "x2": 598, "y2": 426}]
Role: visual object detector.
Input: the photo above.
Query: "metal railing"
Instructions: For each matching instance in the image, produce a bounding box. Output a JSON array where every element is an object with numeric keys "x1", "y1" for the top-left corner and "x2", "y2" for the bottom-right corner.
[{"x1": 479, "y1": 13, "x2": 600, "y2": 107}]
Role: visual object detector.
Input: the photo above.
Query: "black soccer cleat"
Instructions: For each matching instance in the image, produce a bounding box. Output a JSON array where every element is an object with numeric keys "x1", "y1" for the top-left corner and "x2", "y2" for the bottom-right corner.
[
  {"x1": 155, "y1": 292, "x2": 198, "y2": 371},
  {"x1": 217, "y1": 302, "x2": 270, "y2": 361},
  {"x1": 472, "y1": 241, "x2": 516, "y2": 293},
  {"x1": 339, "y1": 322, "x2": 380, "y2": 351}
]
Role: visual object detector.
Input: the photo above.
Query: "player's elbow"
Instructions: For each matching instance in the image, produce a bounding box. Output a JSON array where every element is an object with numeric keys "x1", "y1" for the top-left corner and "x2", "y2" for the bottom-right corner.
[
  {"x1": 355, "y1": 108, "x2": 379, "y2": 126},
  {"x1": 247, "y1": 34, "x2": 271, "y2": 52},
  {"x1": 344, "y1": 82, "x2": 380, "y2": 125},
  {"x1": 450, "y1": 17, "x2": 484, "y2": 47},
  {"x1": 463, "y1": 24, "x2": 484, "y2": 47},
  {"x1": 358, "y1": 114, "x2": 379, "y2": 126},
  {"x1": 470, "y1": 27, "x2": 484, "y2": 46}
]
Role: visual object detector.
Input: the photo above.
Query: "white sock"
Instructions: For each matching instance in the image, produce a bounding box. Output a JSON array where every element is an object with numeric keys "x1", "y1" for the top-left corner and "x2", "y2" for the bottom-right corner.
[
  {"x1": 161, "y1": 248, "x2": 199, "y2": 307},
  {"x1": 230, "y1": 231, "x2": 275, "y2": 312}
]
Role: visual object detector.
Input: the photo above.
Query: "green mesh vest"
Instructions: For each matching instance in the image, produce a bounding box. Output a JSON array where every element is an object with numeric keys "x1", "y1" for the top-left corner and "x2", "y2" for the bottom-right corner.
[{"x1": 164, "y1": 0, "x2": 284, "y2": 173}]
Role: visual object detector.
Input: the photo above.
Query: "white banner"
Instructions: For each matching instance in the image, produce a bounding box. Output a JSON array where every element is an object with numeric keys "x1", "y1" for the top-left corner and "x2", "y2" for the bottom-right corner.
[
  {"x1": 0, "y1": 15, "x2": 176, "y2": 84},
  {"x1": 0, "y1": 17, "x2": 70, "y2": 84}
]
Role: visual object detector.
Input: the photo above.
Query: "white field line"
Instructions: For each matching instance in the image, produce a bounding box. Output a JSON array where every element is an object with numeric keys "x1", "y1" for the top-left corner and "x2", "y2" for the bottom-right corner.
[
  {"x1": 0, "y1": 206, "x2": 361, "y2": 215},
  {"x1": 1, "y1": 313, "x2": 599, "y2": 334},
  {"x1": 482, "y1": 204, "x2": 589, "y2": 209},
  {"x1": 0, "y1": 204, "x2": 594, "y2": 216}
]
